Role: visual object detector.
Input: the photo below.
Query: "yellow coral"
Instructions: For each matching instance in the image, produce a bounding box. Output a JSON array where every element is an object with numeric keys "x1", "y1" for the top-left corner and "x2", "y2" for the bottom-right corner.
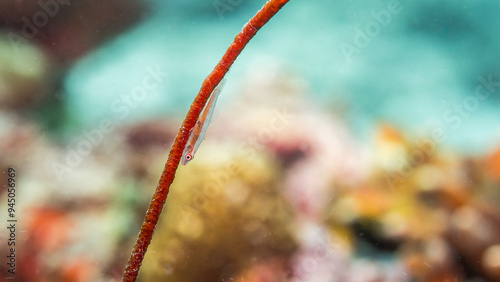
[{"x1": 140, "y1": 142, "x2": 297, "y2": 281}]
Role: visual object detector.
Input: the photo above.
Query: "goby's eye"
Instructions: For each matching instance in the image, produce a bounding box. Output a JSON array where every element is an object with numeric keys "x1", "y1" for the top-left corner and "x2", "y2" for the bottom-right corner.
[{"x1": 185, "y1": 154, "x2": 192, "y2": 161}]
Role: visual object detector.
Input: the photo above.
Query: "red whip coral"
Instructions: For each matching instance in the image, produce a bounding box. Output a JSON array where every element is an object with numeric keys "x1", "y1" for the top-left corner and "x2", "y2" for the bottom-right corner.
[{"x1": 123, "y1": 1, "x2": 291, "y2": 280}]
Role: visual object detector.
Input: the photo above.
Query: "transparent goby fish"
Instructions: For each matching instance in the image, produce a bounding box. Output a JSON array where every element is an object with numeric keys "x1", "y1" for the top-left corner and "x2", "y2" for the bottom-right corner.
[{"x1": 181, "y1": 79, "x2": 226, "y2": 165}]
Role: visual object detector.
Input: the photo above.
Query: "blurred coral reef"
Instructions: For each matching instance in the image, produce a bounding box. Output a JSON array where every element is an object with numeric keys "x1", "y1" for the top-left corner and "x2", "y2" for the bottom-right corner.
[
  {"x1": 140, "y1": 145, "x2": 297, "y2": 281},
  {"x1": 1, "y1": 1, "x2": 500, "y2": 282},
  {"x1": 326, "y1": 125, "x2": 500, "y2": 281},
  {"x1": 0, "y1": 0, "x2": 144, "y2": 63},
  {"x1": 2, "y1": 65, "x2": 500, "y2": 280}
]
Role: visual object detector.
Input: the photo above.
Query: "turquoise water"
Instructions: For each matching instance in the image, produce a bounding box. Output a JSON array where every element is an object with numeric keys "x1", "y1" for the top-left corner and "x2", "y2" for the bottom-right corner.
[{"x1": 65, "y1": 0, "x2": 500, "y2": 152}]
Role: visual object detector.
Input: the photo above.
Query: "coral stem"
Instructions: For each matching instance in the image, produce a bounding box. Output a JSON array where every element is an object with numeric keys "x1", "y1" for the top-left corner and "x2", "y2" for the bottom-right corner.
[{"x1": 122, "y1": 0, "x2": 290, "y2": 281}]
